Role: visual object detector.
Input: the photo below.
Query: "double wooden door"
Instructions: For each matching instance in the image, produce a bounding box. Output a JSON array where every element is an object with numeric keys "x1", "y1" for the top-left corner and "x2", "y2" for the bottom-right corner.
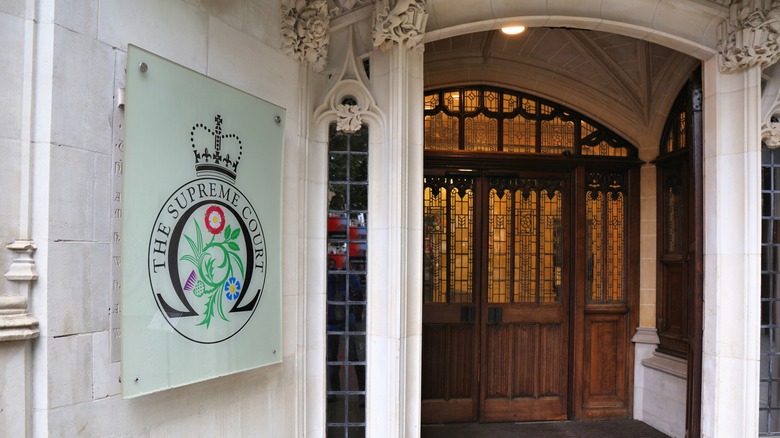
[{"x1": 421, "y1": 170, "x2": 570, "y2": 423}]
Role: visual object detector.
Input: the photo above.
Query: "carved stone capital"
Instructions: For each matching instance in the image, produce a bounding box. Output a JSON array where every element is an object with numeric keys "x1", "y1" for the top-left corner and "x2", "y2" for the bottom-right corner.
[
  {"x1": 281, "y1": 0, "x2": 330, "y2": 72},
  {"x1": 717, "y1": 0, "x2": 780, "y2": 72},
  {"x1": 372, "y1": 0, "x2": 428, "y2": 53}
]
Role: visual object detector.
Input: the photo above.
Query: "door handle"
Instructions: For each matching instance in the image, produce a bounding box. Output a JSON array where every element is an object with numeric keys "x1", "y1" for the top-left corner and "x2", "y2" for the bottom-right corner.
[
  {"x1": 460, "y1": 306, "x2": 476, "y2": 323},
  {"x1": 488, "y1": 307, "x2": 503, "y2": 324}
]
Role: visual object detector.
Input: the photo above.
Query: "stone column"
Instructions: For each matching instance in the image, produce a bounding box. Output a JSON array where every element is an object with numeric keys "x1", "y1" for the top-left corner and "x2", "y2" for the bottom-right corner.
[
  {"x1": 700, "y1": 58, "x2": 762, "y2": 438},
  {"x1": 369, "y1": 1, "x2": 426, "y2": 436}
]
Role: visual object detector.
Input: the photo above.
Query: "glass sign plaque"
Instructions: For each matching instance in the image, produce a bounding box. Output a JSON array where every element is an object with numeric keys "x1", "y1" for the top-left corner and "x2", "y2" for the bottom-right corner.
[{"x1": 121, "y1": 45, "x2": 284, "y2": 398}]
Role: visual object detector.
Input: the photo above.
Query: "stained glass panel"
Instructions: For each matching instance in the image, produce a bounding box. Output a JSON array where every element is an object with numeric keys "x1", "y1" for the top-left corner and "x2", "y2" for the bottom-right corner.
[
  {"x1": 606, "y1": 192, "x2": 625, "y2": 302},
  {"x1": 522, "y1": 98, "x2": 536, "y2": 115},
  {"x1": 586, "y1": 191, "x2": 604, "y2": 302},
  {"x1": 540, "y1": 189, "x2": 562, "y2": 303},
  {"x1": 423, "y1": 87, "x2": 635, "y2": 157},
  {"x1": 488, "y1": 188, "x2": 511, "y2": 303},
  {"x1": 585, "y1": 172, "x2": 626, "y2": 303},
  {"x1": 424, "y1": 184, "x2": 448, "y2": 303},
  {"x1": 678, "y1": 111, "x2": 687, "y2": 151},
  {"x1": 503, "y1": 93, "x2": 519, "y2": 113},
  {"x1": 425, "y1": 93, "x2": 439, "y2": 111},
  {"x1": 541, "y1": 116, "x2": 574, "y2": 155},
  {"x1": 424, "y1": 113, "x2": 459, "y2": 150},
  {"x1": 484, "y1": 91, "x2": 499, "y2": 112},
  {"x1": 581, "y1": 121, "x2": 628, "y2": 157},
  {"x1": 665, "y1": 165, "x2": 684, "y2": 254},
  {"x1": 451, "y1": 184, "x2": 474, "y2": 303},
  {"x1": 485, "y1": 179, "x2": 564, "y2": 305},
  {"x1": 514, "y1": 189, "x2": 538, "y2": 303},
  {"x1": 444, "y1": 91, "x2": 460, "y2": 112},
  {"x1": 503, "y1": 115, "x2": 536, "y2": 153},
  {"x1": 464, "y1": 89, "x2": 479, "y2": 112},
  {"x1": 464, "y1": 114, "x2": 498, "y2": 152}
]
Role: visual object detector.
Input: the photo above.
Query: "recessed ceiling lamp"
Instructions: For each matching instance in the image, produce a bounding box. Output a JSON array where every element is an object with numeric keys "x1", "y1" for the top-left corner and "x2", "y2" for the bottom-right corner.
[{"x1": 501, "y1": 26, "x2": 525, "y2": 35}]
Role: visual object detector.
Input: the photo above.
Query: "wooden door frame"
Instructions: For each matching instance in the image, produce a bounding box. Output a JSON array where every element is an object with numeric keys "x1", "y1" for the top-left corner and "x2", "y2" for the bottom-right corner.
[
  {"x1": 424, "y1": 153, "x2": 642, "y2": 422},
  {"x1": 685, "y1": 72, "x2": 703, "y2": 438}
]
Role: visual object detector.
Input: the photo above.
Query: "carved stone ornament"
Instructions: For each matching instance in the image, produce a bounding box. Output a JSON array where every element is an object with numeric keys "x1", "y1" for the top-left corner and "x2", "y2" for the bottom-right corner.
[
  {"x1": 762, "y1": 64, "x2": 780, "y2": 148},
  {"x1": 717, "y1": 0, "x2": 780, "y2": 72},
  {"x1": 313, "y1": 26, "x2": 384, "y2": 138},
  {"x1": 336, "y1": 104, "x2": 363, "y2": 133},
  {"x1": 373, "y1": 0, "x2": 429, "y2": 53},
  {"x1": 281, "y1": 0, "x2": 330, "y2": 72},
  {"x1": 763, "y1": 120, "x2": 780, "y2": 148}
]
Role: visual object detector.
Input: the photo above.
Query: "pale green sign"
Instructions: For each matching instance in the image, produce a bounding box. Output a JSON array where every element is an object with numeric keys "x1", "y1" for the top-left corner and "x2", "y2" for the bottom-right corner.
[{"x1": 121, "y1": 45, "x2": 283, "y2": 398}]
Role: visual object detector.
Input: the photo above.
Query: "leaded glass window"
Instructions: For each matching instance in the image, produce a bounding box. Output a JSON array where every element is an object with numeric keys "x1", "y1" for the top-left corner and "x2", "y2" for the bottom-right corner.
[
  {"x1": 655, "y1": 74, "x2": 699, "y2": 359},
  {"x1": 585, "y1": 172, "x2": 627, "y2": 303},
  {"x1": 423, "y1": 176, "x2": 475, "y2": 304},
  {"x1": 761, "y1": 147, "x2": 780, "y2": 436},
  {"x1": 327, "y1": 123, "x2": 367, "y2": 437},
  {"x1": 424, "y1": 87, "x2": 636, "y2": 158}
]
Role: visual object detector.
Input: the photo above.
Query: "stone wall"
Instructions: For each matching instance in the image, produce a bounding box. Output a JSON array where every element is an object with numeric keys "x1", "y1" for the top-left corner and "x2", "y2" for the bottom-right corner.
[{"x1": 0, "y1": 1, "x2": 303, "y2": 436}]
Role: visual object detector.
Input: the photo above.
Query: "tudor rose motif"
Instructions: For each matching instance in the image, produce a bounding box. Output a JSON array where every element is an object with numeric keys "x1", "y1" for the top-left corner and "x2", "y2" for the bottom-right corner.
[
  {"x1": 281, "y1": 0, "x2": 330, "y2": 72},
  {"x1": 148, "y1": 115, "x2": 267, "y2": 344}
]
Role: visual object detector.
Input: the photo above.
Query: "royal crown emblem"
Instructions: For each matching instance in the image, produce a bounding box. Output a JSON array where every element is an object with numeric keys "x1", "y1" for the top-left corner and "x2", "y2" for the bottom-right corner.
[{"x1": 191, "y1": 114, "x2": 243, "y2": 181}]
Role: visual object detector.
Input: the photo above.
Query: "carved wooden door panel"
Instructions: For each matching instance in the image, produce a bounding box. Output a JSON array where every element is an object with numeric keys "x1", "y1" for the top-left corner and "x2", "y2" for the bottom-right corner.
[
  {"x1": 421, "y1": 172, "x2": 569, "y2": 423},
  {"x1": 479, "y1": 174, "x2": 569, "y2": 422},
  {"x1": 421, "y1": 174, "x2": 480, "y2": 423}
]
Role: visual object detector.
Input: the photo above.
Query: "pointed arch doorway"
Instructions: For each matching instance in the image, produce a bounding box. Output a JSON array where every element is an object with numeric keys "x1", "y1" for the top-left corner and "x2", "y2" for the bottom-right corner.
[{"x1": 420, "y1": 87, "x2": 640, "y2": 423}]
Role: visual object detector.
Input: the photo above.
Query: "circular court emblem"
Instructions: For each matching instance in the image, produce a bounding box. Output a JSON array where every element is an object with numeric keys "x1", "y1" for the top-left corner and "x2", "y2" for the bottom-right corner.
[{"x1": 147, "y1": 115, "x2": 267, "y2": 344}]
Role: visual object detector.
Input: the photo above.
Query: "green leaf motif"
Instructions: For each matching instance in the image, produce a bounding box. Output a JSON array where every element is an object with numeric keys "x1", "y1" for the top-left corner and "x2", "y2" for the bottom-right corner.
[
  {"x1": 178, "y1": 211, "x2": 247, "y2": 330},
  {"x1": 195, "y1": 218, "x2": 203, "y2": 251},
  {"x1": 228, "y1": 251, "x2": 245, "y2": 277},
  {"x1": 184, "y1": 234, "x2": 199, "y2": 258},
  {"x1": 180, "y1": 254, "x2": 197, "y2": 266},
  {"x1": 205, "y1": 258, "x2": 215, "y2": 281}
]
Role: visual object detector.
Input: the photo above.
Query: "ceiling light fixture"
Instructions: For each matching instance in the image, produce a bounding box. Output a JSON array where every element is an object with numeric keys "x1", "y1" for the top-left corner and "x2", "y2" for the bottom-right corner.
[{"x1": 501, "y1": 26, "x2": 525, "y2": 35}]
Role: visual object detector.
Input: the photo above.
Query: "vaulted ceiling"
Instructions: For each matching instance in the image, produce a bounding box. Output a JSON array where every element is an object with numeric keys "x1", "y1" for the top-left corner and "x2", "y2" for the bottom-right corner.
[{"x1": 424, "y1": 28, "x2": 700, "y2": 154}]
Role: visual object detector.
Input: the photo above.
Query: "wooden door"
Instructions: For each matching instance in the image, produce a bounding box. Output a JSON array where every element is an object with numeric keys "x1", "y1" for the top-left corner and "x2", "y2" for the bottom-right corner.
[
  {"x1": 479, "y1": 175, "x2": 569, "y2": 422},
  {"x1": 421, "y1": 172, "x2": 569, "y2": 423}
]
